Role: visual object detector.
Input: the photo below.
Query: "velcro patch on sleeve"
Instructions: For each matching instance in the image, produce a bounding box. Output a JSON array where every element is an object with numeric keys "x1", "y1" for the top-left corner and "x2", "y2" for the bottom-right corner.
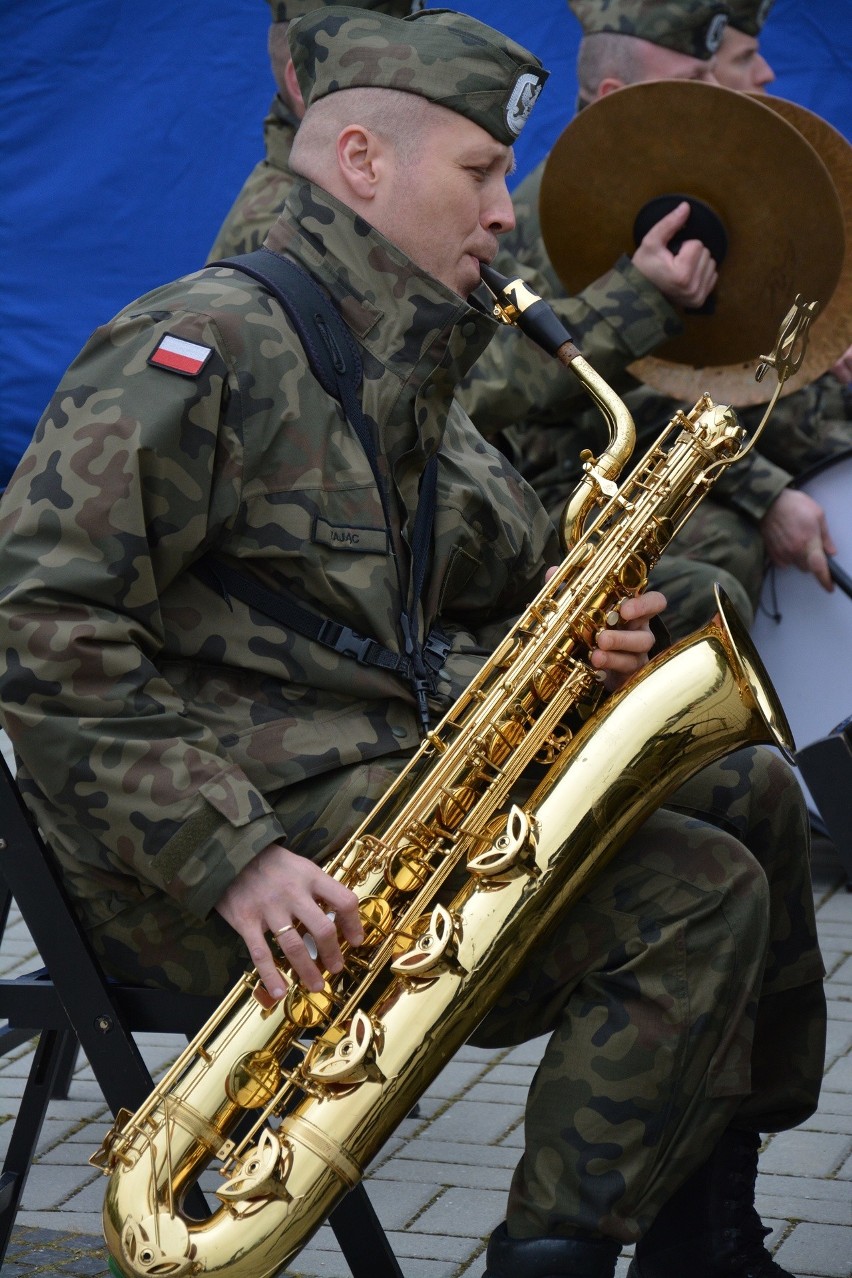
[{"x1": 148, "y1": 333, "x2": 214, "y2": 377}]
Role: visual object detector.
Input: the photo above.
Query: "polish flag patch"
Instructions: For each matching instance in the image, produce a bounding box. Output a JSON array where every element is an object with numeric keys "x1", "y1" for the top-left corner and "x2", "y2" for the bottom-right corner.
[{"x1": 148, "y1": 333, "x2": 214, "y2": 377}]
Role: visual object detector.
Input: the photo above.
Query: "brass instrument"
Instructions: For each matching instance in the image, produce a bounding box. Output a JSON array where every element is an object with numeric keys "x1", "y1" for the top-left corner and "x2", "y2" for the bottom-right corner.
[{"x1": 92, "y1": 269, "x2": 814, "y2": 1278}]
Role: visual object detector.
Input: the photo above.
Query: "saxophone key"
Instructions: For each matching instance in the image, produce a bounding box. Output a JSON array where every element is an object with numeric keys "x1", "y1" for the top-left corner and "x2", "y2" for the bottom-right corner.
[
  {"x1": 120, "y1": 1213, "x2": 194, "y2": 1278},
  {"x1": 467, "y1": 805, "x2": 537, "y2": 878},
  {"x1": 216, "y1": 1129, "x2": 293, "y2": 1207},
  {"x1": 304, "y1": 1009, "x2": 379, "y2": 1084},
  {"x1": 390, "y1": 903, "x2": 459, "y2": 978}
]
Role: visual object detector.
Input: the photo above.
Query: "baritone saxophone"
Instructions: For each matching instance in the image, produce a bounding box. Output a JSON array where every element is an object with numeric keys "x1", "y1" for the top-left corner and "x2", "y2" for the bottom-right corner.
[{"x1": 91, "y1": 269, "x2": 817, "y2": 1278}]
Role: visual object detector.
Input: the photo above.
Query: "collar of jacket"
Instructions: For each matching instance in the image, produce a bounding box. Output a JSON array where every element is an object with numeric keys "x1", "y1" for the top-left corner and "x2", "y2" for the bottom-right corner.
[
  {"x1": 264, "y1": 180, "x2": 499, "y2": 398},
  {"x1": 263, "y1": 95, "x2": 300, "y2": 172}
]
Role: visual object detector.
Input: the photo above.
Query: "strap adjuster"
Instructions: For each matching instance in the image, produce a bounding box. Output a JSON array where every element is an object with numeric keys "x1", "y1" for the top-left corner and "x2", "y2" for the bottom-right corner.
[
  {"x1": 318, "y1": 620, "x2": 375, "y2": 664},
  {"x1": 423, "y1": 627, "x2": 451, "y2": 673}
]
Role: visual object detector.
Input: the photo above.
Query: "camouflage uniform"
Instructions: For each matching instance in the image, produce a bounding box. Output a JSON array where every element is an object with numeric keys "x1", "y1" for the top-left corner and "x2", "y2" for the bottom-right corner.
[
  {"x1": 458, "y1": 158, "x2": 772, "y2": 641},
  {"x1": 0, "y1": 4, "x2": 825, "y2": 1260},
  {"x1": 0, "y1": 176, "x2": 556, "y2": 976},
  {"x1": 726, "y1": 0, "x2": 776, "y2": 36},
  {"x1": 207, "y1": 94, "x2": 300, "y2": 262},
  {"x1": 206, "y1": 0, "x2": 415, "y2": 264},
  {"x1": 472, "y1": 746, "x2": 824, "y2": 1241},
  {"x1": 459, "y1": 0, "x2": 851, "y2": 643}
]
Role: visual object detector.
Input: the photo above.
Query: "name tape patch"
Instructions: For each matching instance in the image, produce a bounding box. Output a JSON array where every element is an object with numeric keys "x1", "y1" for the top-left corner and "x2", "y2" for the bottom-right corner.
[
  {"x1": 148, "y1": 333, "x2": 214, "y2": 377},
  {"x1": 313, "y1": 517, "x2": 389, "y2": 555}
]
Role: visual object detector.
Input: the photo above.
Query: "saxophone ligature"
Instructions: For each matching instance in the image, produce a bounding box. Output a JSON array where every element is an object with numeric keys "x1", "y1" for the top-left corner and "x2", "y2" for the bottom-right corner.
[{"x1": 91, "y1": 269, "x2": 816, "y2": 1278}]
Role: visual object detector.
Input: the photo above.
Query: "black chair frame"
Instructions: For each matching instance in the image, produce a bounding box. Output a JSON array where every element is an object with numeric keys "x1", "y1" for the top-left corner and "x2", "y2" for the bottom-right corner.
[{"x1": 0, "y1": 751, "x2": 403, "y2": 1276}]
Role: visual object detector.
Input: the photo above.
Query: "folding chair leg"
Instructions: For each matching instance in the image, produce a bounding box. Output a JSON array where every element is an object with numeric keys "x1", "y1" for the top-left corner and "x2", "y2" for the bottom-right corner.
[
  {"x1": 0, "y1": 1025, "x2": 77, "y2": 1262},
  {"x1": 0, "y1": 881, "x2": 13, "y2": 937},
  {"x1": 50, "y1": 1033, "x2": 80, "y2": 1100},
  {"x1": 329, "y1": 1182, "x2": 404, "y2": 1278}
]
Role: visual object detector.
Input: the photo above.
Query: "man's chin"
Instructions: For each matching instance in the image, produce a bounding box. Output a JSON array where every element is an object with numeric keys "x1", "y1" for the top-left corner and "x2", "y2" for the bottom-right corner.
[{"x1": 456, "y1": 258, "x2": 485, "y2": 299}]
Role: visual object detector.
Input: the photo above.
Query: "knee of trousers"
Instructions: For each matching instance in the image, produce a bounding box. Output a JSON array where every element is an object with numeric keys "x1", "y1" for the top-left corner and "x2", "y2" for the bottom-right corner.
[
  {"x1": 705, "y1": 745, "x2": 810, "y2": 881},
  {"x1": 684, "y1": 839, "x2": 773, "y2": 1010},
  {"x1": 647, "y1": 558, "x2": 754, "y2": 641},
  {"x1": 619, "y1": 810, "x2": 773, "y2": 983}
]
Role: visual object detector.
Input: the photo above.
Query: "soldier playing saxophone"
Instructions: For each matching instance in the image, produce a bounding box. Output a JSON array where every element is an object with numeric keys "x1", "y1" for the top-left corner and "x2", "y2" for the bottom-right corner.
[{"x1": 0, "y1": 7, "x2": 824, "y2": 1277}]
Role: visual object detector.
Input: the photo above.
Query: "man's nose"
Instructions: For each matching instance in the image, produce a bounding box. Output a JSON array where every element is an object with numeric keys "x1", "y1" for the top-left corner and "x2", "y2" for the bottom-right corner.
[{"x1": 487, "y1": 183, "x2": 516, "y2": 236}]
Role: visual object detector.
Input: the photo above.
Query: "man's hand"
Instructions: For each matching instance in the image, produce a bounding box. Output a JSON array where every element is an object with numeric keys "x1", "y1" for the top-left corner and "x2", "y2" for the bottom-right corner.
[
  {"x1": 760, "y1": 487, "x2": 837, "y2": 591},
  {"x1": 831, "y1": 342, "x2": 852, "y2": 385},
  {"x1": 590, "y1": 589, "x2": 668, "y2": 690},
  {"x1": 631, "y1": 200, "x2": 718, "y2": 311},
  {"x1": 216, "y1": 843, "x2": 365, "y2": 1000}
]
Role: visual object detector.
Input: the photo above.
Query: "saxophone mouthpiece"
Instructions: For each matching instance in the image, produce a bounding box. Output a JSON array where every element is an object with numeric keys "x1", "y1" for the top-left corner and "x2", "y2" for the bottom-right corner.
[{"x1": 479, "y1": 262, "x2": 576, "y2": 358}]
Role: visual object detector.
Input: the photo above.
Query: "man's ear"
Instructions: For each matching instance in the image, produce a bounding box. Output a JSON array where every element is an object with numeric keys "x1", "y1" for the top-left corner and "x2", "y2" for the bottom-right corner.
[
  {"x1": 284, "y1": 58, "x2": 305, "y2": 120},
  {"x1": 336, "y1": 125, "x2": 386, "y2": 201},
  {"x1": 596, "y1": 76, "x2": 625, "y2": 98}
]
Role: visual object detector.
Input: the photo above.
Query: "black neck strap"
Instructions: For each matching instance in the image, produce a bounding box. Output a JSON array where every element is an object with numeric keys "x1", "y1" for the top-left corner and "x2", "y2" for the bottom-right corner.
[{"x1": 202, "y1": 248, "x2": 443, "y2": 731}]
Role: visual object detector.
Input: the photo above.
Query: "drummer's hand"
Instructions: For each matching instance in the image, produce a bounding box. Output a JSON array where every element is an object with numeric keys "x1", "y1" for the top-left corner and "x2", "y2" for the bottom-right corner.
[
  {"x1": 631, "y1": 202, "x2": 718, "y2": 311},
  {"x1": 831, "y1": 342, "x2": 852, "y2": 385},
  {"x1": 591, "y1": 590, "x2": 668, "y2": 690},
  {"x1": 760, "y1": 488, "x2": 836, "y2": 591},
  {"x1": 216, "y1": 843, "x2": 365, "y2": 1000}
]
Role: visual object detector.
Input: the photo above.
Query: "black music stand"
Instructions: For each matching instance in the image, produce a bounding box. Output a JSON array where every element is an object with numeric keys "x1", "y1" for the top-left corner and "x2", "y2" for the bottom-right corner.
[
  {"x1": 796, "y1": 717, "x2": 852, "y2": 888},
  {"x1": 0, "y1": 751, "x2": 404, "y2": 1275}
]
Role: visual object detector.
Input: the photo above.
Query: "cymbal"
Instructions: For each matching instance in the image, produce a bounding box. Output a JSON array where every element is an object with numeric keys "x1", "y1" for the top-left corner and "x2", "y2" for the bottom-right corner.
[
  {"x1": 631, "y1": 95, "x2": 852, "y2": 405},
  {"x1": 539, "y1": 81, "x2": 847, "y2": 405}
]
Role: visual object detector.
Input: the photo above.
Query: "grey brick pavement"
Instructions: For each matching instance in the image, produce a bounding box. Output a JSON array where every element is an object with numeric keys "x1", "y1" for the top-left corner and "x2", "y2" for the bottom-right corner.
[{"x1": 0, "y1": 729, "x2": 850, "y2": 1276}]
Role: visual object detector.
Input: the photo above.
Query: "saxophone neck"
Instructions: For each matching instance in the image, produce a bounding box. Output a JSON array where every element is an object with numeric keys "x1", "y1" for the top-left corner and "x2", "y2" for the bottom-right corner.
[{"x1": 479, "y1": 262, "x2": 635, "y2": 549}]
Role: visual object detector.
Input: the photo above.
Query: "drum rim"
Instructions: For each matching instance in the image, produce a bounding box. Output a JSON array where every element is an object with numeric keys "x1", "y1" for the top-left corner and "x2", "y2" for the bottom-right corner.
[{"x1": 791, "y1": 444, "x2": 852, "y2": 491}]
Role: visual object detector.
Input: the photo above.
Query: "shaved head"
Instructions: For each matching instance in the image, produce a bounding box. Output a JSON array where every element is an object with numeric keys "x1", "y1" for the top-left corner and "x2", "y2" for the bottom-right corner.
[
  {"x1": 577, "y1": 31, "x2": 717, "y2": 102},
  {"x1": 290, "y1": 86, "x2": 436, "y2": 181}
]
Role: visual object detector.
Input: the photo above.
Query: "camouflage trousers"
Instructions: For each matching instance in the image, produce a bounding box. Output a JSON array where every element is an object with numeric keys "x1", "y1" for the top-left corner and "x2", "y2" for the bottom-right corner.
[
  {"x1": 90, "y1": 745, "x2": 824, "y2": 1245},
  {"x1": 545, "y1": 492, "x2": 764, "y2": 647},
  {"x1": 470, "y1": 745, "x2": 825, "y2": 1243},
  {"x1": 739, "y1": 373, "x2": 851, "y2": 478},
  {"x1": 648, "y1": 502, "x2": 765, "y2": 643},
  {"x1": 542, "y1": 372, "x2": 851, "y2": 644},
  {"x1": 642, "y1": 373, "x2": 851, "y2": 642}
]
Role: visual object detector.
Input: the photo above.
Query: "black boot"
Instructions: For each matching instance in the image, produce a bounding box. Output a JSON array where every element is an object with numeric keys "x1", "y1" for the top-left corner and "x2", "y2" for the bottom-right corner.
[
  {"x1": 483, "y1": 1221, "x2": 620, "y2": 1277},
  {"x1": 627, "y1": 1129, "x2": 794, "y2": 1278}
]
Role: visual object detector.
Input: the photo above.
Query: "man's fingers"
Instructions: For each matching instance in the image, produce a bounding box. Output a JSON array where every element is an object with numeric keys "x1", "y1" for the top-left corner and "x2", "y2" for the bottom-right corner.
[
  {"x1": 805, "y1": 543, "x2": 834, "y2": 592},
  {"x1": 591, "y1": 646, "x2": 648, "y2": 675},
  {"x1": 249, "y1": 930, "x2": 290, "y2": 1001},
  {"x1": 643, "y1": 200, "x2": 691, "y2": 248},
  {"x1": 618, "y1": 590, "x2": 667, "y2": 624},
  {"x1": 593, "y1": 626, "x2": 653, "y2": 654},
  {"x1": 321, "y1": 879, "x2": 365, "y2": 947}
]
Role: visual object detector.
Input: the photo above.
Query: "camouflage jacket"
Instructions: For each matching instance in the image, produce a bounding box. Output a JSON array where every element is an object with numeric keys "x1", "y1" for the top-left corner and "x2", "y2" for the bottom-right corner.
[
  {"x1": 0, "y1": 181, "x2": 557, "y2": 925},
  {"x1": 206, "y1": 95, "x2": 299, "y2": 263},
  {"x1": 458, "y1": 158, "x2": 683, "y2": 438},
  {"x1": 460, "y1": 158, "x2": 793, "y2": 523}
]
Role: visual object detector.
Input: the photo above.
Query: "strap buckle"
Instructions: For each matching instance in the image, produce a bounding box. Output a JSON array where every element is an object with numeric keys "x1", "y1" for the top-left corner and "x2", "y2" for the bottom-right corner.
[
  {"x1": 318, "y1": 620, "x2": 375, "y2": 664},
  {"x1": 423, "y1": 627, "x2": 451, "y2": 674}
]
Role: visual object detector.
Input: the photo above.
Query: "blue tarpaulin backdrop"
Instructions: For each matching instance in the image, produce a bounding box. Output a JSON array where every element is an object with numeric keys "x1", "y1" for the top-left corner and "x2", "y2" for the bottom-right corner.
[{"x1": 1, "y1": 0, "x2": 850, "y2": 484}]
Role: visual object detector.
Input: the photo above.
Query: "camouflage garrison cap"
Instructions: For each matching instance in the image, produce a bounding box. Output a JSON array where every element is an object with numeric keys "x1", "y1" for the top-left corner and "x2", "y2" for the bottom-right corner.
[
  {"x1": 724, "y1": 0, "x2": 775, "y2": 35},
  {"x1": 569, "y1": 0, "x2": 730, "y2": 59},
  {"x1": 267, "y1": 0, "x2": 413, "y2": 21},
  {"x1": 288, "y1": 5, "x2": 548, "y2": 143}
]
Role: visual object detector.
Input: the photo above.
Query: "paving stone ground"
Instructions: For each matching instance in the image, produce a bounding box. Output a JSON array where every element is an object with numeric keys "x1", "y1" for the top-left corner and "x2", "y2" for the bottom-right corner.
[{"x1": 0, "y1": 727, "x2": 850, "y2": 1277}]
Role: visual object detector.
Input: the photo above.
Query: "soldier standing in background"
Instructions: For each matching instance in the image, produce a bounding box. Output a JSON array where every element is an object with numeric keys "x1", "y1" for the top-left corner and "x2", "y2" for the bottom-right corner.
[
  {"x1": 710, "y1": 0, "x2": 851, "y2": 525},
  {"x1": 457, "y1": 0, "x2": 849, "y2": 642},
  {"x1": 207, "y1": 0, "x2": 414, "y2": 263}
]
